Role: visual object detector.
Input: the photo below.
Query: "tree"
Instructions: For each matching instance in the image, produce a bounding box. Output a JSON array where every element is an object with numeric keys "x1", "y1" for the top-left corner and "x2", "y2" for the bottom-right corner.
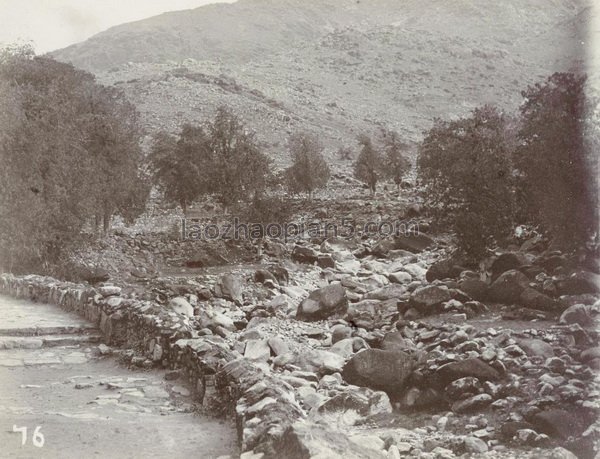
[
  {"x1": 514, "y1": 73, "x2": 597, "y2": 248},
  {"x1": 207, "y1": 107, "x2": 271, "y2": 209},
  {"x1": 383, "y1": 131, "x2": 410, "y2": 190},
  {"x1": 0, "y1": 46, "x2": 148, "y2": 272},
  {"x1": 149, "y1": 126, "x2": 210, "y2": 214},
  {"x1": 418, "y1": 106, "x2": 515, "y2": 259},
  {"x1": 285, "y1": 132, "x2": 330, "y2": 199},
  {"x1": 353, "y1": 135, "x2": 383, "y2": 195}
]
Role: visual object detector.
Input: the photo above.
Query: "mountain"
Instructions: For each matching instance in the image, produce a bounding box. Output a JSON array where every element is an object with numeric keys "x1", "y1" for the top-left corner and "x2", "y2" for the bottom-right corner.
[{"x1": 51, "y1": 0, "x2": 591, "y2": 164}]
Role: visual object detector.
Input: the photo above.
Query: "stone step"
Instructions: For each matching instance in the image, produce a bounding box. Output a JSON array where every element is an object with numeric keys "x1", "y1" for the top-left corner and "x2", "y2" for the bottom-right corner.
[
  {"x1": 0, "y1": 333, "x2": 103, "y2": 350},
  {"x1": 0, "y1": 325, "x2": 98, "y2": 337}
]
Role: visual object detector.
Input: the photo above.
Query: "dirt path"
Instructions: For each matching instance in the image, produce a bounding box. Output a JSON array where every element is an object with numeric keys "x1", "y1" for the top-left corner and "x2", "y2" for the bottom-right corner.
[{"x1": 0, "y1": 295, "x2": 238, "y2": 459}]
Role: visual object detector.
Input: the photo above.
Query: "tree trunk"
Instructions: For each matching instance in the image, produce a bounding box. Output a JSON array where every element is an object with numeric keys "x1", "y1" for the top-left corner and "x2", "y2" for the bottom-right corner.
[{"x1": 103, "y1": 212, "x2": 111, "y2": 234}]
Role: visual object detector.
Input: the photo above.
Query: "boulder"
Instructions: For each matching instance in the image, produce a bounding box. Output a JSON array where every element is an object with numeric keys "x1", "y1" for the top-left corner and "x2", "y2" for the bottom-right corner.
[
  {"x1": 244, "y1": 339, "x2": 271, "y2": 361},
  {"x1": 464, "y1": 437, "x2": 489, "y2": 454},
  {"x1": 254, "y1": 269, "x2": 277, "y2": 285},
  {"x1": 458, "y1": 278, "x2": 489, "y2": 301},
  {"x1": 426, "y1": 258, "x2": 464, "y2": 282},
  {"x1": 517, "y1": 339, "x2": 554, "y2": 359},
  {"x1": 530, "y1": 409, "x2": 589, "y2": 439},
  {"x1": 216, "y1": 274, "x2": 244, "y2": 304},
  {"x1": 557, "y1": 271, "x2": 600, "y2": 295},
  {"x1": 168, "y1": 297, "x2": 194, "y2": 317},
  {"x1": 410, "y1": 285, "x2": 451, "y2": 312},
  {"x1": 317, "y1": 254, "x2": 336, "y2": 269},
  {"x1": 264, "y1": 240, "x2": 287, "y2": 258},
  {"x1": 296, "y1": 283, "x2": 348, "y2": 321},
  {"x1": 451, "y1": 393, "x2": 492, "y2": 413},
  {"x1": 292, "y1": 245, "x2": 319, "y2": 264},
  {"x1": 364, "y1": 284, "x2": 407, "y2": 301},
  {"x1": 342, "y1": 349, "x2": 414, "y2": 397},
  {"x1": 560, "y1": 304, "x2": 592, "y2": 327},
  {"x1": 346, "y1": 299, "x2": 398, "y2": 330},
  {"x1": 276, "y1": 422, "x2": 386, "y2": 459},
  {"x1": 317, "y1": 387, "x2": 392, "y2": 418},
  {"x1": 331, "y1": 324, "x2": 353, "y2": 344},
  {"x1": 519, "y1": 287, "x2": 559, "y2": 311},
  {"x1": 488, "y1": 269, "x2": 529, "y2": 304},
  {"x1": 98, "y1": 285, "x2": 121, "y2": 297},
  {"x1": 389, "y1": 271, "x2": 412, "y2": 284},
  {"x1": 380, "y1": 331, "x2": 413, "y2": 353},
  {"x1": 268, "y1": 265, "x2": 289, "y2": 285},
  {"x1": 490, "y1": 252, "x2": 529, "y2": 282},
  {"x1": 435, "y1": 358, "x2": 500, "y2": 388},
  {"x1": 393, "y1": 233, "x2": 434, "y2": 253}
]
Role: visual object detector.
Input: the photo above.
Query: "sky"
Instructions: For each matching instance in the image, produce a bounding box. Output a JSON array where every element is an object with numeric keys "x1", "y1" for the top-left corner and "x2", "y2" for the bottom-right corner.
[{"x1": 0, "y1": 0, "x2": 236, "y2": 53}]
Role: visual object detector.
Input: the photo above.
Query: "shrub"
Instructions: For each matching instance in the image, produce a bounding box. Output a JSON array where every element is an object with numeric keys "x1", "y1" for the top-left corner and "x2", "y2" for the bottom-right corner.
[{"x1": 418, "y1": 106, "x2": 515, "y2": 259}]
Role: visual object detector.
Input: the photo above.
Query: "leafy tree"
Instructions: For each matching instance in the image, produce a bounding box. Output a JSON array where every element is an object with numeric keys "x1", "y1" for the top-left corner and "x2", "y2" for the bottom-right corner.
[
  {"x1": 353, "y1": 134, "x2": 383, "y2": 194},
  {"x1": 418, "y1": 106, "x2": 515, "y2": 259},
  {"x1": 207, "y1": 107, "x2": 271, "y2": 209},
  {"x1": 285, "y1": 132, "x2": 330, "y2": 199},
  {"x1": 149, "y1": 126, "x2": 209, "y2": 214},
  {"x1": 383, "y1": 131, "x2": 410, "y2": 190},
  {"x1": 515, "y1": 73, "x2": 597, "y2": 248},
  {"x1": 0, "y1": 46, "x2": 148, "y2": 271},
  {"x1": 150, "y1": 107, "x2": 271, "y2": 212}
]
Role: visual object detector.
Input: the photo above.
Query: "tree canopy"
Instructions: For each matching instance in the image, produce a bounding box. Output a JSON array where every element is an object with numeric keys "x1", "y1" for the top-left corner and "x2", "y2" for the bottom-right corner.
[
  {"x1": 285, "y1": 132, "x2": 330, "y2": 199},
  {"x1": 0, "y1": 46, "x2": 149, "y2": 271}
]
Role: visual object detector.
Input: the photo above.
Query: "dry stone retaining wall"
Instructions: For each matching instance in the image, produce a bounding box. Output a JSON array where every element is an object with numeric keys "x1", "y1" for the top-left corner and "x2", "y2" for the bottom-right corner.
[{"x1": 0, "y1": 273, "x2": 328, "y2": 459}]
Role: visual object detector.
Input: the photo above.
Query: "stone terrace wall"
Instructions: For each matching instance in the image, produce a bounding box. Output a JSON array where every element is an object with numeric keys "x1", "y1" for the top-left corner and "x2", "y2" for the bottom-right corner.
[{"x1": 0, "y1": 273, "x2": 313, "y2": 459}]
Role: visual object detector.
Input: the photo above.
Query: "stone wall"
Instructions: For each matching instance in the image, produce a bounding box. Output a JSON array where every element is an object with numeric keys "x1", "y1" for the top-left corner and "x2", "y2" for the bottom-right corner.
[{"x1": 0, "y1": 273, "x2": 311, "y2": 459}]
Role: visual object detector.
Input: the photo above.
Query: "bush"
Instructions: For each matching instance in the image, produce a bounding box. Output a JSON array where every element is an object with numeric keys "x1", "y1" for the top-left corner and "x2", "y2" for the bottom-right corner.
[{"x1": 418, "y1": 106, "x2": 515, "y2": 259}]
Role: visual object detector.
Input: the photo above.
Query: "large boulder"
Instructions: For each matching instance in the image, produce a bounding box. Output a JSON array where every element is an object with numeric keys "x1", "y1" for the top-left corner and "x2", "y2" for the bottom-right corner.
[
  {"x1": 490, "y1": 252, "x2": 530, "y2": 282},
  {"x1": 276, "y1": 422, "x2": 386, "y2": 459},
  {"x1": 519, "y1": 287, "x2": 559, "y2": 311},
  {"x1": 426, "y1": 258, "x2": 464, "y2": 282},
  {"x1": 458, "y1": 278, "x2": 489, "y2": 301},
  {"x1": 488, "y1": 269, "x2": 529, "y2": 304},
  {"x1": 410, "y1": 285, "x2": 452, "y2": 312},
  {"x1": 434, "y1": 358, "x2": 500, "y2": 388},
  {"x1": 556, "y1": 271, "x2": 600, "y2": 296},
  {"x1": 517, "y1": 338, "x2": 554, "y2": 359},
  {"x1": 215, "y1": 274, "x2": 244, "y2": 304},
  {"x1": 345, "y1": 299, "x2": 399, "y2": 330},
  {"x1": 292, "y1": 245, "x2": 319, "y2": 264},
  {"x1": 342, "y1": 349, "x2": 414, "y2": 398},
  {"x1": 559, "y1": 304, "x2": 592, "y2": 327},
  {"x1": 317, "y1": 387, "x2": 393, "y2": 418},
  {"x1": 296, "y1": 283, "x2": 348, "y2": 321},
  {"x1": 393, "y1": 233, "x2": 434, "y2": 253},
  {"x1": 168, "y1": 297, "x2": 194, "y2": 318},
  {"x1": 530, "y1": 409, "x2": 590, "y2": 440}
]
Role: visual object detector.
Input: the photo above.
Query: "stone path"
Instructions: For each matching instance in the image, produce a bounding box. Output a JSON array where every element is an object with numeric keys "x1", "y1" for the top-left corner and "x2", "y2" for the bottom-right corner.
[{"x1": 0, "y1": 295, "x2": 238, "y2": 459}]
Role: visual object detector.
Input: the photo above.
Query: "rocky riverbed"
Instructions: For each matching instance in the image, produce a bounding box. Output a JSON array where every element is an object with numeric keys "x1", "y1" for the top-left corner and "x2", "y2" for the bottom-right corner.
[{"x1": 2, "y1": 195, "x2": 599, "y2": 458}]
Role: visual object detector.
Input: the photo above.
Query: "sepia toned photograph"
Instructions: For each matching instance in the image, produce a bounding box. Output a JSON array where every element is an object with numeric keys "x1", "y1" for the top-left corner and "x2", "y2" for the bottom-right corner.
[{"x1": 0, "y1": 1, "x2": 598, "y2": 458}]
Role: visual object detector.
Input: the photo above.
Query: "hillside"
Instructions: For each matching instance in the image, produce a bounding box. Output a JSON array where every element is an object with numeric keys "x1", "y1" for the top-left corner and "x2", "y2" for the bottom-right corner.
[{"x1": 51, "y1": 0, "x2": 591, "y2": 163}]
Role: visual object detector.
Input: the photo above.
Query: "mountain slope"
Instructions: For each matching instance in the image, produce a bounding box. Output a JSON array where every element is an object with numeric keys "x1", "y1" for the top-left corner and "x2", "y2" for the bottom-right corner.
[{"x1": 51, "y1": 0, "x2": 591, "y2": 163}]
